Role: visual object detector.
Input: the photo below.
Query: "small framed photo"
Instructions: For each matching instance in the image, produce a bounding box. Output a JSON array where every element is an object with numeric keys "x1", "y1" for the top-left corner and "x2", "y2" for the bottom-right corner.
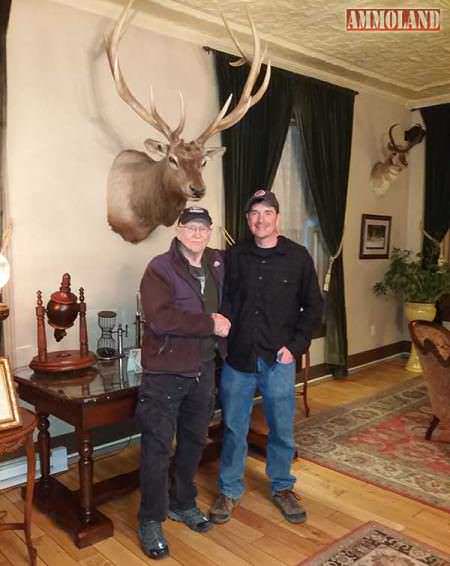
[
  {"x1": 359, "y1": 214, "x2": 392, "y2": 259},
  {"x1": 0, "y1": 357, "x2": 21, "y2": 431}
]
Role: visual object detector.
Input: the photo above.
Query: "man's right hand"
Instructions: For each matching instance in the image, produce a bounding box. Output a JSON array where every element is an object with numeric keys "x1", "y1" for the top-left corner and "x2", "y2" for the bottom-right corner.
[{"x1": 211, "y1": 313, "x2": 231, "y2": 337}]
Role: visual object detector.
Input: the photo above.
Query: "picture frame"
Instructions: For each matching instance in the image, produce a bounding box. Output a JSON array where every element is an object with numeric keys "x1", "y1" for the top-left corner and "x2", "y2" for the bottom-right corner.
[
  {"x1": 359, "y1": 214, "x2": 392, "y2": 259},
  {"x1": 0, "y1": 357, "x2": 21, "y2": 431}
]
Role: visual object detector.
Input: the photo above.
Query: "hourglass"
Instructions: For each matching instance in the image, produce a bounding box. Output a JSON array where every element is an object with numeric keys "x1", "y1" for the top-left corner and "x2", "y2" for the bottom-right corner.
[{"x1": 96, "y1": 311, "x2": 118, "y2": 360}]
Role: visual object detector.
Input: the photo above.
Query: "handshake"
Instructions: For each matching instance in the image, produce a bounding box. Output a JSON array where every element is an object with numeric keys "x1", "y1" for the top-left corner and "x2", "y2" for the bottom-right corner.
[{"x1": 211, "y1": 313, "x2": 231, "y2": 338}]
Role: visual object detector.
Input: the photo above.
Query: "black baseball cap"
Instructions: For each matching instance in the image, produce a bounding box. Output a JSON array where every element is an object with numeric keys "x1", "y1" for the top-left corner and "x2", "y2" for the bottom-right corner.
[
  {"x1": 178, "y1": 207, "x2": 213, "y2": 226},
  {"x1": 244, "y1": 189, "x2": 280, "y2": 213}
]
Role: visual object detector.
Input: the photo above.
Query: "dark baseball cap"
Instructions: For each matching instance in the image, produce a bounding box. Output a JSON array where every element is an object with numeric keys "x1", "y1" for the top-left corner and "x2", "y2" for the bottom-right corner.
[
  {"x1": 178, "y1": 207, "x2": 212, "y2": 226},
  {"x1": 244, "y1": 189, "x2": 280, "y2": 213}
]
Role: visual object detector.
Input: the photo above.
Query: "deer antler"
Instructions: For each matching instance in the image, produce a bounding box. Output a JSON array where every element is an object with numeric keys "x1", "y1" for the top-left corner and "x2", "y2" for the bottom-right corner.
[
  {"x1": 105, "y1": 0, "x2": 185, "y2": 142},
  {"x1": 388, "y1": 124, "x2": 413, "y2": 154},
  {"x1": 195, "y1": 13, "x2": 271, "y2": 144}
]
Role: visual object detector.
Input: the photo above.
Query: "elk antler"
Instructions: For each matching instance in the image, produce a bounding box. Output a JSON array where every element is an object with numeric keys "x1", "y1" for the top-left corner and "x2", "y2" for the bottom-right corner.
[
  {"x1": 105, "y1": 0, "x2": 185, "y2": 142},
  {"x1": 195, "y1": 13, "x2": 271, "y2": 144}
]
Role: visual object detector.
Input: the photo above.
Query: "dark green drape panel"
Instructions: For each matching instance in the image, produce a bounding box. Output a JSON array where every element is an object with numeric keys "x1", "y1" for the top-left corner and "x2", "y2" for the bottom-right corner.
[
  {"x1": 291, "y1": 76, "x2": 355, "y2": 374},
  {"x1": 214, "y1": 51, "x2": 292, "y2": 241},
  {"x1": 0, "y1": 0, "x2": 11, "y2": 356},
  {"x1": 420, "y1": 104, "x2": 450, "y2": 263}
]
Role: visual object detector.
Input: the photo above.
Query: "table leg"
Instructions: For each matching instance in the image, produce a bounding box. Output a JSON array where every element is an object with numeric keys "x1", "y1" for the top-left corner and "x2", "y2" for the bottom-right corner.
[
  {"x1": 302, "y1": 351, "x2": 311, "y2": 418},
  {"x1": 37, "y1": 413, "x2": 50, "y2": 487},
  {"x1": 24, "y1": 432, "x2": 37, "y2": 566},
  {"x1": 78, "y1": 430, "x2": 94, "y2": 524}
]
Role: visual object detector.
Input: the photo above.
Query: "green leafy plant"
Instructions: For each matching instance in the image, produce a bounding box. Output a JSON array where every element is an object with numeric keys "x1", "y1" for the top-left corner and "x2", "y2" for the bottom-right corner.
[{"x1": 373, "y1": 248, "x2": 450, "y2": 303}]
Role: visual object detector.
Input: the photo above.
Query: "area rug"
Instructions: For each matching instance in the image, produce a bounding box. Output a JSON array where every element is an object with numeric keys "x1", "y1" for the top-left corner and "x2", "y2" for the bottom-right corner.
[
  {"x1": 299, "y1": 521, "x2": 450, "y2": 565},
  {"x1": 295, "y1": 378, "x2": 450, "y2": 512}
]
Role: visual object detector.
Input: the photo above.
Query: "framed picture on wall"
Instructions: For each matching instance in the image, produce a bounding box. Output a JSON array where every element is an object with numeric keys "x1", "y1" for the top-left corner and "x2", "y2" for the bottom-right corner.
[
  {"x1": 0, "y1": 357, "x2": 21, "y2": 431},
  {"x1": 359, "y1": 214, "x2": 392, "y2": 259}
]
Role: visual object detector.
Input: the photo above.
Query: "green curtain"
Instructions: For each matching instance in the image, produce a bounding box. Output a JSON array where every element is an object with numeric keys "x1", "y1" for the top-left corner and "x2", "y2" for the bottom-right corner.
[
  {"x1": 291, "y1": 76, "x2": 356, "y2": 375},
  {"x1": 420, "y1": 104, "x2": 450, "y2": 264},
  {"x1": 214, "y1": 51, "x2": 292, "y2": 241},
  {"x1": 0, "y1": 0, "x2": 11, "y2": 356}
]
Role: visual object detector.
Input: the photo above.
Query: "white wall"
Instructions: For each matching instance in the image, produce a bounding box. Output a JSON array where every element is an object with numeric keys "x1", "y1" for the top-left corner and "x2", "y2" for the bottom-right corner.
[
  {"x1": 344, "y1": 93, "x2": 414, "y2": 355},
  {"x1": 7, "y1": 0, "x2": 225, "y2": 435},
  {"x1": 7, "y1": 0, "x2": 225, "y2": 368},
  {"x1": 406, "y1": 110, "x2": 426, "y2": 252}
]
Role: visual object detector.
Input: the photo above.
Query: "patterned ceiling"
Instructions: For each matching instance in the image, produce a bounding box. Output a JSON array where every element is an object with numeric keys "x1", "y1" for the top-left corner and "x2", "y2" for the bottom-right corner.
[
  {"x1": 60, "y1": 0, "x2": 450, "y2": 106},
  {"x1": 139, "y1": 0, "x2": 450, "y2": 106}
]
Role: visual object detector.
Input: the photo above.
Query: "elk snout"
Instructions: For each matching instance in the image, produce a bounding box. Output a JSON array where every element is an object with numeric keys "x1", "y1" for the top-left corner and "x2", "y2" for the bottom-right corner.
[{"x1": 190, "y1": 186, "x2": 206, "y2": 200}]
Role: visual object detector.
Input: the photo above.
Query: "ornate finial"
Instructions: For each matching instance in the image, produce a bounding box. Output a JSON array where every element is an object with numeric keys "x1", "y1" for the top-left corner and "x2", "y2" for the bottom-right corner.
[
  {"x1": 37, "y1": 290, "x2": 43, "y2": 306},
  {"x1": 79, "y1": 287, "x2": 85, "y2": 303},
  {"x1": 60, "y1": 273, "x2": 71, "y2": 293}
]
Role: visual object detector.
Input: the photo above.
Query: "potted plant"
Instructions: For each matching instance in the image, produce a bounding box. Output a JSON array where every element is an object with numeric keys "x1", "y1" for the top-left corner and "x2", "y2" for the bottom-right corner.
[{"x1": 374, "y1": 248, "x2": 450, "y2": 372}]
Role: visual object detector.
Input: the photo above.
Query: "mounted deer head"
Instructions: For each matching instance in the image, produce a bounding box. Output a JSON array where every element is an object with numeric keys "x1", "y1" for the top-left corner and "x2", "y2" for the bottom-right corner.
[
  {"x1": 370, "y1": 123, "x2": 426, "y2": 197},
  {"x1": 105, "y1": 0, "x2": 271, "y2": 243}
]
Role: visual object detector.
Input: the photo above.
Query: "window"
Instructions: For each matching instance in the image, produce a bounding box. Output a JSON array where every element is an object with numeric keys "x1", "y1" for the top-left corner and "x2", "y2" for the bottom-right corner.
[{"x1": 272, "y1": 124, "x2": 329, "y2": 288}]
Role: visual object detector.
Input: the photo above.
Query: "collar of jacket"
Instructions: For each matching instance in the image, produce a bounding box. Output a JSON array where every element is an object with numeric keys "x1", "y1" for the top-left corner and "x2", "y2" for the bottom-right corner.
[
  {"x1": 240, "y1": 235, "x2": 289, "y2": 256},
  {"x1": 168, "y1": 238, "x2": 223, "y2": 298}
]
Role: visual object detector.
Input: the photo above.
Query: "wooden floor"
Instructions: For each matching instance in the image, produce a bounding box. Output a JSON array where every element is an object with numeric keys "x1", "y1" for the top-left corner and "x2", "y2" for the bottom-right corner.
[{"x1": 1, "y1": 357, "x2": 449, "y2": 565}]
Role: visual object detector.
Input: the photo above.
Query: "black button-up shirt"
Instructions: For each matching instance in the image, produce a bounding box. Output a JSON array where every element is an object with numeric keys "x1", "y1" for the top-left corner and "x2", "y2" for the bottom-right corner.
[{"x1": 222, "y1": 236, "x2": 323, "y2": 373}]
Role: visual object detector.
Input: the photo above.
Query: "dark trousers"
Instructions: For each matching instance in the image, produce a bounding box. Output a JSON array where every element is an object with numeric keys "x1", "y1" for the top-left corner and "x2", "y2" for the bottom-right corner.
[{"x1": 136, "y1": 361, "x2": 215, "y2": 523}]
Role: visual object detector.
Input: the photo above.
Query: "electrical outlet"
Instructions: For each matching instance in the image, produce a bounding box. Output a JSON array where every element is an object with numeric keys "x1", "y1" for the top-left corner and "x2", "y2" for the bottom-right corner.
[{"x1": 370, "y1": 324, "x2": 376, "y2": 336}]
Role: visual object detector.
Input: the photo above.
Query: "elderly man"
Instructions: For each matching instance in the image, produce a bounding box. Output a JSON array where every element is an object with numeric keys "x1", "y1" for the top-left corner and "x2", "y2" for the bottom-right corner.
[
  {"x1": 137, "y1": 207, "x2": 230, "y2": 560},
  {"x1": 210, "y1": 190, "x2": 323, "y2": 525}
]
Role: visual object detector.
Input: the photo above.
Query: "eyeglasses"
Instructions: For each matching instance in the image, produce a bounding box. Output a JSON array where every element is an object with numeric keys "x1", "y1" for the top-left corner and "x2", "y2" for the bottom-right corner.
[{"x1": 179, "y1": 225, "x2": 211, "y2": 235}]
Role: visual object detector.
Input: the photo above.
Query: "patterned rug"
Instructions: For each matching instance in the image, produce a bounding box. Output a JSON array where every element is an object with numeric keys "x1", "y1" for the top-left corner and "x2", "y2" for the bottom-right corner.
[
  {"x1": 295, "y1": 378, "x2": 450, "y2": 512},
  {"x1": 299, "y1": 522, "x2": 450, "y2": 565}
]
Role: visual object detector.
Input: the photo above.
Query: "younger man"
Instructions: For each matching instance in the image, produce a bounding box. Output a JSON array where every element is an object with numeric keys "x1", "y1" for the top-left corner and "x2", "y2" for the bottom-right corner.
[{"x1": 210, "y1": 190, "x2": 323, "y2": 525}]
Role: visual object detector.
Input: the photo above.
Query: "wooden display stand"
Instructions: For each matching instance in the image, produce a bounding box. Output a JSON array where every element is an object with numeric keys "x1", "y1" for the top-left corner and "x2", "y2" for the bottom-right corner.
[{"x1": 30, "y1": 274, "x2": 96, "y2": 373}]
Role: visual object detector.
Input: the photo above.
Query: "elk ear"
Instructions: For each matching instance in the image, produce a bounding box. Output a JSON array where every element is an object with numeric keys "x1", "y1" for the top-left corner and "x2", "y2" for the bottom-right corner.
[
  {"x1": 204, "y1": 146, "x2": 227, "y2": 160},
  {"x1": 144, "y1": 139, "x2": 169, "y2": 160}
]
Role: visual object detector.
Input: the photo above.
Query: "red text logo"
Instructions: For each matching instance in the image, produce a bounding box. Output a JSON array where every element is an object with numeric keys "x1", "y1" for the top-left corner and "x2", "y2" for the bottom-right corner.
[{"x1": 346, "y1": 9, "x2": 441, "y2": 31}]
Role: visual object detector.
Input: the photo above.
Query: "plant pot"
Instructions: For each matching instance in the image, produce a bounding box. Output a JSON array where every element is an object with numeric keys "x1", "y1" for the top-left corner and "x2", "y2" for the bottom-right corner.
[{"x1": 404, "y1": 302, "x2": 437, "y2": 372}]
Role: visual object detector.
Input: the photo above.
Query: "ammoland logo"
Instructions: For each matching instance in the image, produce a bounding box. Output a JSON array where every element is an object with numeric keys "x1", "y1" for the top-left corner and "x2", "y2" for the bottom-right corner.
[{"x1": 346, "y1": 8, "x2": 441, "y2": 31}]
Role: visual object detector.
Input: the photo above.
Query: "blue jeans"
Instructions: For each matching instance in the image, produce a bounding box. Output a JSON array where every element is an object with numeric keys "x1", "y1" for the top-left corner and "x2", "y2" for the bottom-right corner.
[{"x1": 218, "y1": 358, "x2": 297, "y2": 499}]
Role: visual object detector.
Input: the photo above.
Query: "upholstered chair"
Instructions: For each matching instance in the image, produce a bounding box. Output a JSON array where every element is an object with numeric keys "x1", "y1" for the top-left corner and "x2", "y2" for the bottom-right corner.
[{"x1": 409, "y1": 321, "x2": 450, "y2": 440}]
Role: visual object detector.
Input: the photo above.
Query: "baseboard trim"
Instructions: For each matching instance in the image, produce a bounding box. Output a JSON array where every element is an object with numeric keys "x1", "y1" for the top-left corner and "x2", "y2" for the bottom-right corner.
[
  {"x1": 296, "y1": 340, "x2": 410, "y2": 383},
  {"x1": 348, "y1": 340, "x2": 410, "y2": 368}
]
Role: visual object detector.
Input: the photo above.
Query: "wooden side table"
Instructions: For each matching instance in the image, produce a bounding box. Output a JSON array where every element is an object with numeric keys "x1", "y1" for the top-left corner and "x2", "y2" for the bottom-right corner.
[{"x1": 0, "y1": 408, "x2": 38, "y2": 566}]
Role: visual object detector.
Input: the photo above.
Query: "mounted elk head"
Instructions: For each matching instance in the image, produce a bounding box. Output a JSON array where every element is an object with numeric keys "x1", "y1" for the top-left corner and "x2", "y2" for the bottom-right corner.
[
  {"x1": 369, "y1": 123, "x2": 426, "y2": 197},
  {"x1": 105, "y1": 0, "x2": 271, "y2": 243}
]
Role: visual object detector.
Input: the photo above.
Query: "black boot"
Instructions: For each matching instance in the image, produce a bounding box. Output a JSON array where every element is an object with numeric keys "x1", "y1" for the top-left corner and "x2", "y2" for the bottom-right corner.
[{"x1": 138, "y1": 520, "x2": 169, "y2": 560}]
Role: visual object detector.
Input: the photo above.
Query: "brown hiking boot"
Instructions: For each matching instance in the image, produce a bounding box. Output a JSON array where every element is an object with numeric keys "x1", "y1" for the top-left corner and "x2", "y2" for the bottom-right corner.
[
  {"x1": 209, "y1": 494, "x2": 240, "y2": 524},
  {"x1": 272, "y1": 490, "x2": 307, "y2": 524}
]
